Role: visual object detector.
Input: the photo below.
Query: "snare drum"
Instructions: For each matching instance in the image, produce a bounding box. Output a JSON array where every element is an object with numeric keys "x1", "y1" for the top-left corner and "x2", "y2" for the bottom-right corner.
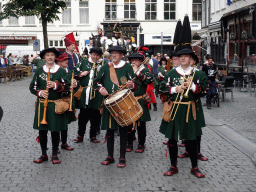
[{"x1": 104, "y1": 88, "x2": 143, "y2": 127}]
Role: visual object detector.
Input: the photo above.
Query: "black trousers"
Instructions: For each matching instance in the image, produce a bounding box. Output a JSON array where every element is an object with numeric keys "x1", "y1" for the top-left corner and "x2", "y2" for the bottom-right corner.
[
  {"x1": 168, "y1": 139, "x2": 198, "y2": 168},
  {"x1": 78, "y1": 108, "x2": 101, "y2": 139},
  {"x1": 106, "y1": 125, "x2": 131, "y2": 159},
  {"x1": 38, "y1": 130, "x2": 60, "y2": 156},
  {"x1": 127, "y1": 121, "x2": 146, "y2": 147}
]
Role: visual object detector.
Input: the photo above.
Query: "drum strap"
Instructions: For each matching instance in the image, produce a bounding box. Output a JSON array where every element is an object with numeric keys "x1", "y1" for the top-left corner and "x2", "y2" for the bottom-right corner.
[{"x1": 109, "y1": 63, "x2": 119, "y2": 86}]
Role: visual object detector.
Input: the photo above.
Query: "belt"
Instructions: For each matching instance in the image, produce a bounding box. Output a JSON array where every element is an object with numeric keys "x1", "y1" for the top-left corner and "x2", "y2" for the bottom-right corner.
[{"x1": 173, "y1": 100, "x2": 197, "y2": 123}]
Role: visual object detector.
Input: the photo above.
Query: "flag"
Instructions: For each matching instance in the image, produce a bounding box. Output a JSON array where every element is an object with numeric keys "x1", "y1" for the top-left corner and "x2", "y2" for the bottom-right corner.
[
  {"x1": 131, "y1": 36, "x2": 135, "y2": 43},
  {"x1": 65, "y1": 32, "x2": 80, "y2": 55},
  {"x1": 227, "y1": 0, "x2": 231, "y2": 6}
]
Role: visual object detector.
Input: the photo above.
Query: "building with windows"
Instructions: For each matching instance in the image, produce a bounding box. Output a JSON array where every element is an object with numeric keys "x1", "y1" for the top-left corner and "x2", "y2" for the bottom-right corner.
[
  {"x1": 198, "y1": 0, "x2": 256, "y2": 74},
  {"x1": 0, "y1": 0, "x2": 201, "y2": 57}
]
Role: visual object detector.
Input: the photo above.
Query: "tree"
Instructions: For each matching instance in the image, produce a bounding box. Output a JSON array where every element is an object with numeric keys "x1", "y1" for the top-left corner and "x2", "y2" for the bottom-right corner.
[{"x1": 0, "y1": 0, "x2": 67, "y2": 49}]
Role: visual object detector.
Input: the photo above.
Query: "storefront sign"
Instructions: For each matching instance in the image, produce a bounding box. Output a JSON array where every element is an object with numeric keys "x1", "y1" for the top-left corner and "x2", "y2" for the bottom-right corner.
[{"x1": 0, "y1": 36, "x2": 36, "y2": 40}]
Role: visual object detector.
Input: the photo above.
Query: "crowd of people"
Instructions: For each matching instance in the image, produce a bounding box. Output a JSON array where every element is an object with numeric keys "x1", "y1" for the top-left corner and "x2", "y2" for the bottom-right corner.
[{"x1": 30, "y1": 16, "x2": 224, "y2": 179}]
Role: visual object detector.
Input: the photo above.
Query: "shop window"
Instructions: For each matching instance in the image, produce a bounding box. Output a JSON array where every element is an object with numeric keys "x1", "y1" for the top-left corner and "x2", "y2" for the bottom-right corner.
[
  {"x1": 80, "y1": 1, "x2": 89, "y2": 24},
  {"x1": 105, "y1": 0, "x2": 117, "y2": 20},
  {"x1": 62, "y1": 2, "x2": 71, "y2": 24},
  {"x1": 124, "y1": 0, "x2": 136, "y2": 20},
  {"x1": 145, "y1": 0, "x2": 157, "y2": 20},
  {"x1": 192, "y1": 0, "x2": 201, "y2": 21},
  {"x1": 164, "y1": 0, "x2": 176, "y2": 20},
  {"x1": 25, "y1": 16, "x2": 35, "y2": 25}
]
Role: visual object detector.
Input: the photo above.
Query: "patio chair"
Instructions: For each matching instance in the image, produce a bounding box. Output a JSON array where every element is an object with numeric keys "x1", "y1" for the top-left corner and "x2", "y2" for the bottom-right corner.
[{"x1": 219, "y1": 76, "x2": 234, "y2": 102}]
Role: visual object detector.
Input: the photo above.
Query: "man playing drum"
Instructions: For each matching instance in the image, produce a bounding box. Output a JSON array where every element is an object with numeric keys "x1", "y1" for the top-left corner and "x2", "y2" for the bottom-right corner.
[
  {"x1": 159, "y1": 47, "x2": 208, "y2": 178},
  {"x1": 126, "y1": 52, "x2": 153, "y2": 153},
  {"x1": 73, "y1": 47, "x2": 107, "y2": 144},
  {"x1": 93, "y1": 46, "x2": 136, "y2": 168}
]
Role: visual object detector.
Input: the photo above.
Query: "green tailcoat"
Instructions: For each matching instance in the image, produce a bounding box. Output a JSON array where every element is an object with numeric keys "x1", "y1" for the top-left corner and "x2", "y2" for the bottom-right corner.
[
  {"x1": 133, "y1": 65, "x2": 153, "y2": 122},
  {"x1": 93, "y1": 61, "x2": 135, "y2": 130},
  {"x1": 159, "y1": 67, "x2": 208, "y2": 141},
  {"x1": 75, "y1": 58, "x2": 107, "y2": 110},
  {"x1": 29, "y1": 64, "x2": 70, "y2": 132}
]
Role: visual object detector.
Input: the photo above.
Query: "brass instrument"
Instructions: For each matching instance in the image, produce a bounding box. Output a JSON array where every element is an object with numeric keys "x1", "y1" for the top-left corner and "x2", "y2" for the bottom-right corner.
[
  {"x1": 40, "y1": 66, "x2": 51, "y2": 124},
  {"x1": 90, "y1": 61, "x2": 96, "y2": 100},
  {"x1": 184, "y1": 67, "x2": 196, "y2": 98},
  {"x1": 69, "y1": 71, "x2": 74, "y2": 111},
  {"x1": 169, "y1": 67, "x2": 195, "y2": 121}
]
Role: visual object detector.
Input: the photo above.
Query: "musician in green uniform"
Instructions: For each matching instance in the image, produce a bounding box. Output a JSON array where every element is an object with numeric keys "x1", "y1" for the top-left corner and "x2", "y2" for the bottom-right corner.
[
  {"x1": 56, "y1": 53, "x2": 78, "y2": 152},
  {"x1": 126, "y1": 52, "x2": 153, "y2": 153},
  {"x1": 159, "y1": 48, "x2": 208, "y2": 178},
  {"x1": 29, "y1": 48, "x2": 70, "y2": 164},
  {"x1": 73, "y1": 47, "x2": 107, "y2": 143},
  {"x1": 93, "y1": 46, "x2": 136, "y2": 168}
]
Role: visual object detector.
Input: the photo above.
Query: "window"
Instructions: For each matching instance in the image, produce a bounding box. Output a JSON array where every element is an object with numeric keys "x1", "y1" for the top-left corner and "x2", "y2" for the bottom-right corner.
[
  {"x1": 62, "y1": 2, "x2": 71, "y2": 24},
  {"x1": 164, "y1": 0, "x2": 176, "y2": 20},
  {"x1": 49, "y1": 41, "x2": 53, "y2": 47},
  {"x1": 55, "y1": 41, "x2": 58, "y2": 47},
  {"x1": 105, "y1": 0, "x2": 117, "y2": 20},
  {"x1": 192, "y1": 0, "x2": 202, "y2": 21},
  {"x1": 25, "y1": 16, "x2": 35, "y2": 25},
  {"x1": 145, "y1": 0, "x2": 157, "y2": 20},
  {"x1": 124, "y1": 0, "x2": 136, "y2": 20},
  {"x1": 60, "y1": 40, "x2": 63, "y2": 47},
  {"x1": 9, "y1": 16, "x2": 18, "y2": 25},
  {"x1": 80, "y1": 1, "x2": 89, "y2": 24}
]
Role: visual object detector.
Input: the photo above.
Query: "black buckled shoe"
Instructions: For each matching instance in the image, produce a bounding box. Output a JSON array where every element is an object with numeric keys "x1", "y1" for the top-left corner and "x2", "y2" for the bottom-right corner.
[
  {"x1": 33, "y1": 155, "x2": 48, "y2": 164},
  {"x1": 61, "y1": 144, "x2": 74, "y2": 151},
  {"x1": 126, "y1": 144, "x2": 133, "y2": 152},
  {"x1": 135, "y1": 145, "x2": 146, "y2": 153},
  {"x1": 90, "y1": 137, "x2": 100, "y2": 143},
  {"x1": 117, "y1": 158, "x2": 126, "y2": 168},
  {"x1": 73, "y1": 135, "x2": 83, "y2": 143},
  {"x1": 198, "y1": 153, "x2": 208, "y2": 161},
  {"x1": 163, "y1": 166, "x2": 178, "y2": 176},
  {"x1": 101, "y1": 156, "x2": 115, "y2": 165},
  {"x1": 191, "y1": 167, "x2": 205, "y2": 178},
  {"x1": 51, "y1": 156, "x2": 61, "y2": 164}
]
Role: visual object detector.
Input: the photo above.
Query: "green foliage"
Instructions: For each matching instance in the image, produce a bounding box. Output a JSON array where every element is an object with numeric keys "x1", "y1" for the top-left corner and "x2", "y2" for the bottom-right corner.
[{"x1": 0, "y1": 0, "x2": 67, "y2": 22}]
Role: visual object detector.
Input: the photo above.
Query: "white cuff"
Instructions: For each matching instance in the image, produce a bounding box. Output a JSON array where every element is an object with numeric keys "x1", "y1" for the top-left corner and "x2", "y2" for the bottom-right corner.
[
  {"x1": 53, "y1": 82, "x2": 57, "y2": 90},
  {"x1": 171, "y1": 87, "x2": 177, "y2": 94},
  {"x1": 136, "y1": 66, "x2": 145, "y2": 76},
  {"x1": 38, "y1": 91, "x2": 42, "y2": 97},
  {"x1": 190, "y1": 83, "x2": 196, "y2": 92}
]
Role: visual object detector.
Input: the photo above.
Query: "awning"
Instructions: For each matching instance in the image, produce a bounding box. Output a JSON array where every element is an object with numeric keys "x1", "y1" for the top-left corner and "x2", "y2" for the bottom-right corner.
[{"x1": 192, "y1": 39, "x2": 204, "y2": 46}]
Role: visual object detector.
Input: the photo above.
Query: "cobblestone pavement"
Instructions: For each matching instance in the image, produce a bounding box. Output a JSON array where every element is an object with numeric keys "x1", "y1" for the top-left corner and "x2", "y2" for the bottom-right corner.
[
  {"x1": 201, "y1": 89, "x2": 256, "y2": 143},
  {"x1": 0, "y1": 77, "x2": 256, "y2": 192}
]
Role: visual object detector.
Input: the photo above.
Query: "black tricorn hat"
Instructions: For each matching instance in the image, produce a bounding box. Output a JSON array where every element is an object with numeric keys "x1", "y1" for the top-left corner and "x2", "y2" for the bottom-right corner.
[
  {"x1": 40, "y1": 47, "x2": 60, "y2": 59},
  {"x1": 128, "y1": 53, "x2": 145, "y2": 61},
  {"x1": 176, "y1": 48, "x2": 199, "y2": 64},
  {"x1": 89, "y1": 47, "x2": 103, "y2": 56},
  {"x1": 170, "y1": 51, "x2": 178, "y2": 58},
  {"x1": 108, "y1": 46, "x2": 127, "y2": 54}
]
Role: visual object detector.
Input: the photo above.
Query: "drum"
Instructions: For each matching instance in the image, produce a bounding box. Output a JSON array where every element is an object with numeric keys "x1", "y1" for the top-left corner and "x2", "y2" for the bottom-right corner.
[{"x1": 104, "y1": 88, "x2": 143, "y2": 127}]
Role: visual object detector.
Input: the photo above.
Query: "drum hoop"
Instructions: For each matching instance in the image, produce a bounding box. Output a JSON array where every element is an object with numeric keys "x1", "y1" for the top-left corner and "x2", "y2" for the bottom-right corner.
[{"x1": 104, "y1": 88, "x2": 130, "y2": 106}]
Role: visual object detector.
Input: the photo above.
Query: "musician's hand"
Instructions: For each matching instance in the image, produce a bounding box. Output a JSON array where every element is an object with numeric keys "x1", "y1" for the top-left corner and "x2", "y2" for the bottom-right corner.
[
  {"x1": 99, "y1": 87, "x2": 108, "y2": 96},
  {"x1": 176, "y1": 85, "x2": 186, "y2": 93},
  {"x1": 46, "y1": 81, "x2": 55, "y2": 89},
  {"x1": 81, "y1": 71, "x2": 89, "y2": 77},
  {"x1": 40, "y1": 90, "x2": 48, "y2": 98},
  {"x1": 126, "y1": 80, "x2": 134, "y2": 89},
  {"x1": 183, "y1": 79, "x2": 192, "y2": 89},
  {"x1": 71, "y1": 79, "x2": 77, "y2": 88}
]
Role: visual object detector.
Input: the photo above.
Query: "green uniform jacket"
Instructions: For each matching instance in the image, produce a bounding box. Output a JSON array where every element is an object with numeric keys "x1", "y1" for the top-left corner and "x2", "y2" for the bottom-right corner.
[
  {"x1": 134, "y1": 65, "x2": 153, "y2": 122},
  {"x1": 159, "y1": 67, "x2": 208, "y2": 141},
  {"x1": 93, "y1": 60, "x2": 136, "y2": 130},
  {"x1": 63, "y1": 68, "x2": 77, "y2": 124},
  {"x1": 74, "y1": 58, "x2": 107, "y2": 110},
  {"x1": 29, "y1": 64, "x2": 70, "y2": 132}
]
